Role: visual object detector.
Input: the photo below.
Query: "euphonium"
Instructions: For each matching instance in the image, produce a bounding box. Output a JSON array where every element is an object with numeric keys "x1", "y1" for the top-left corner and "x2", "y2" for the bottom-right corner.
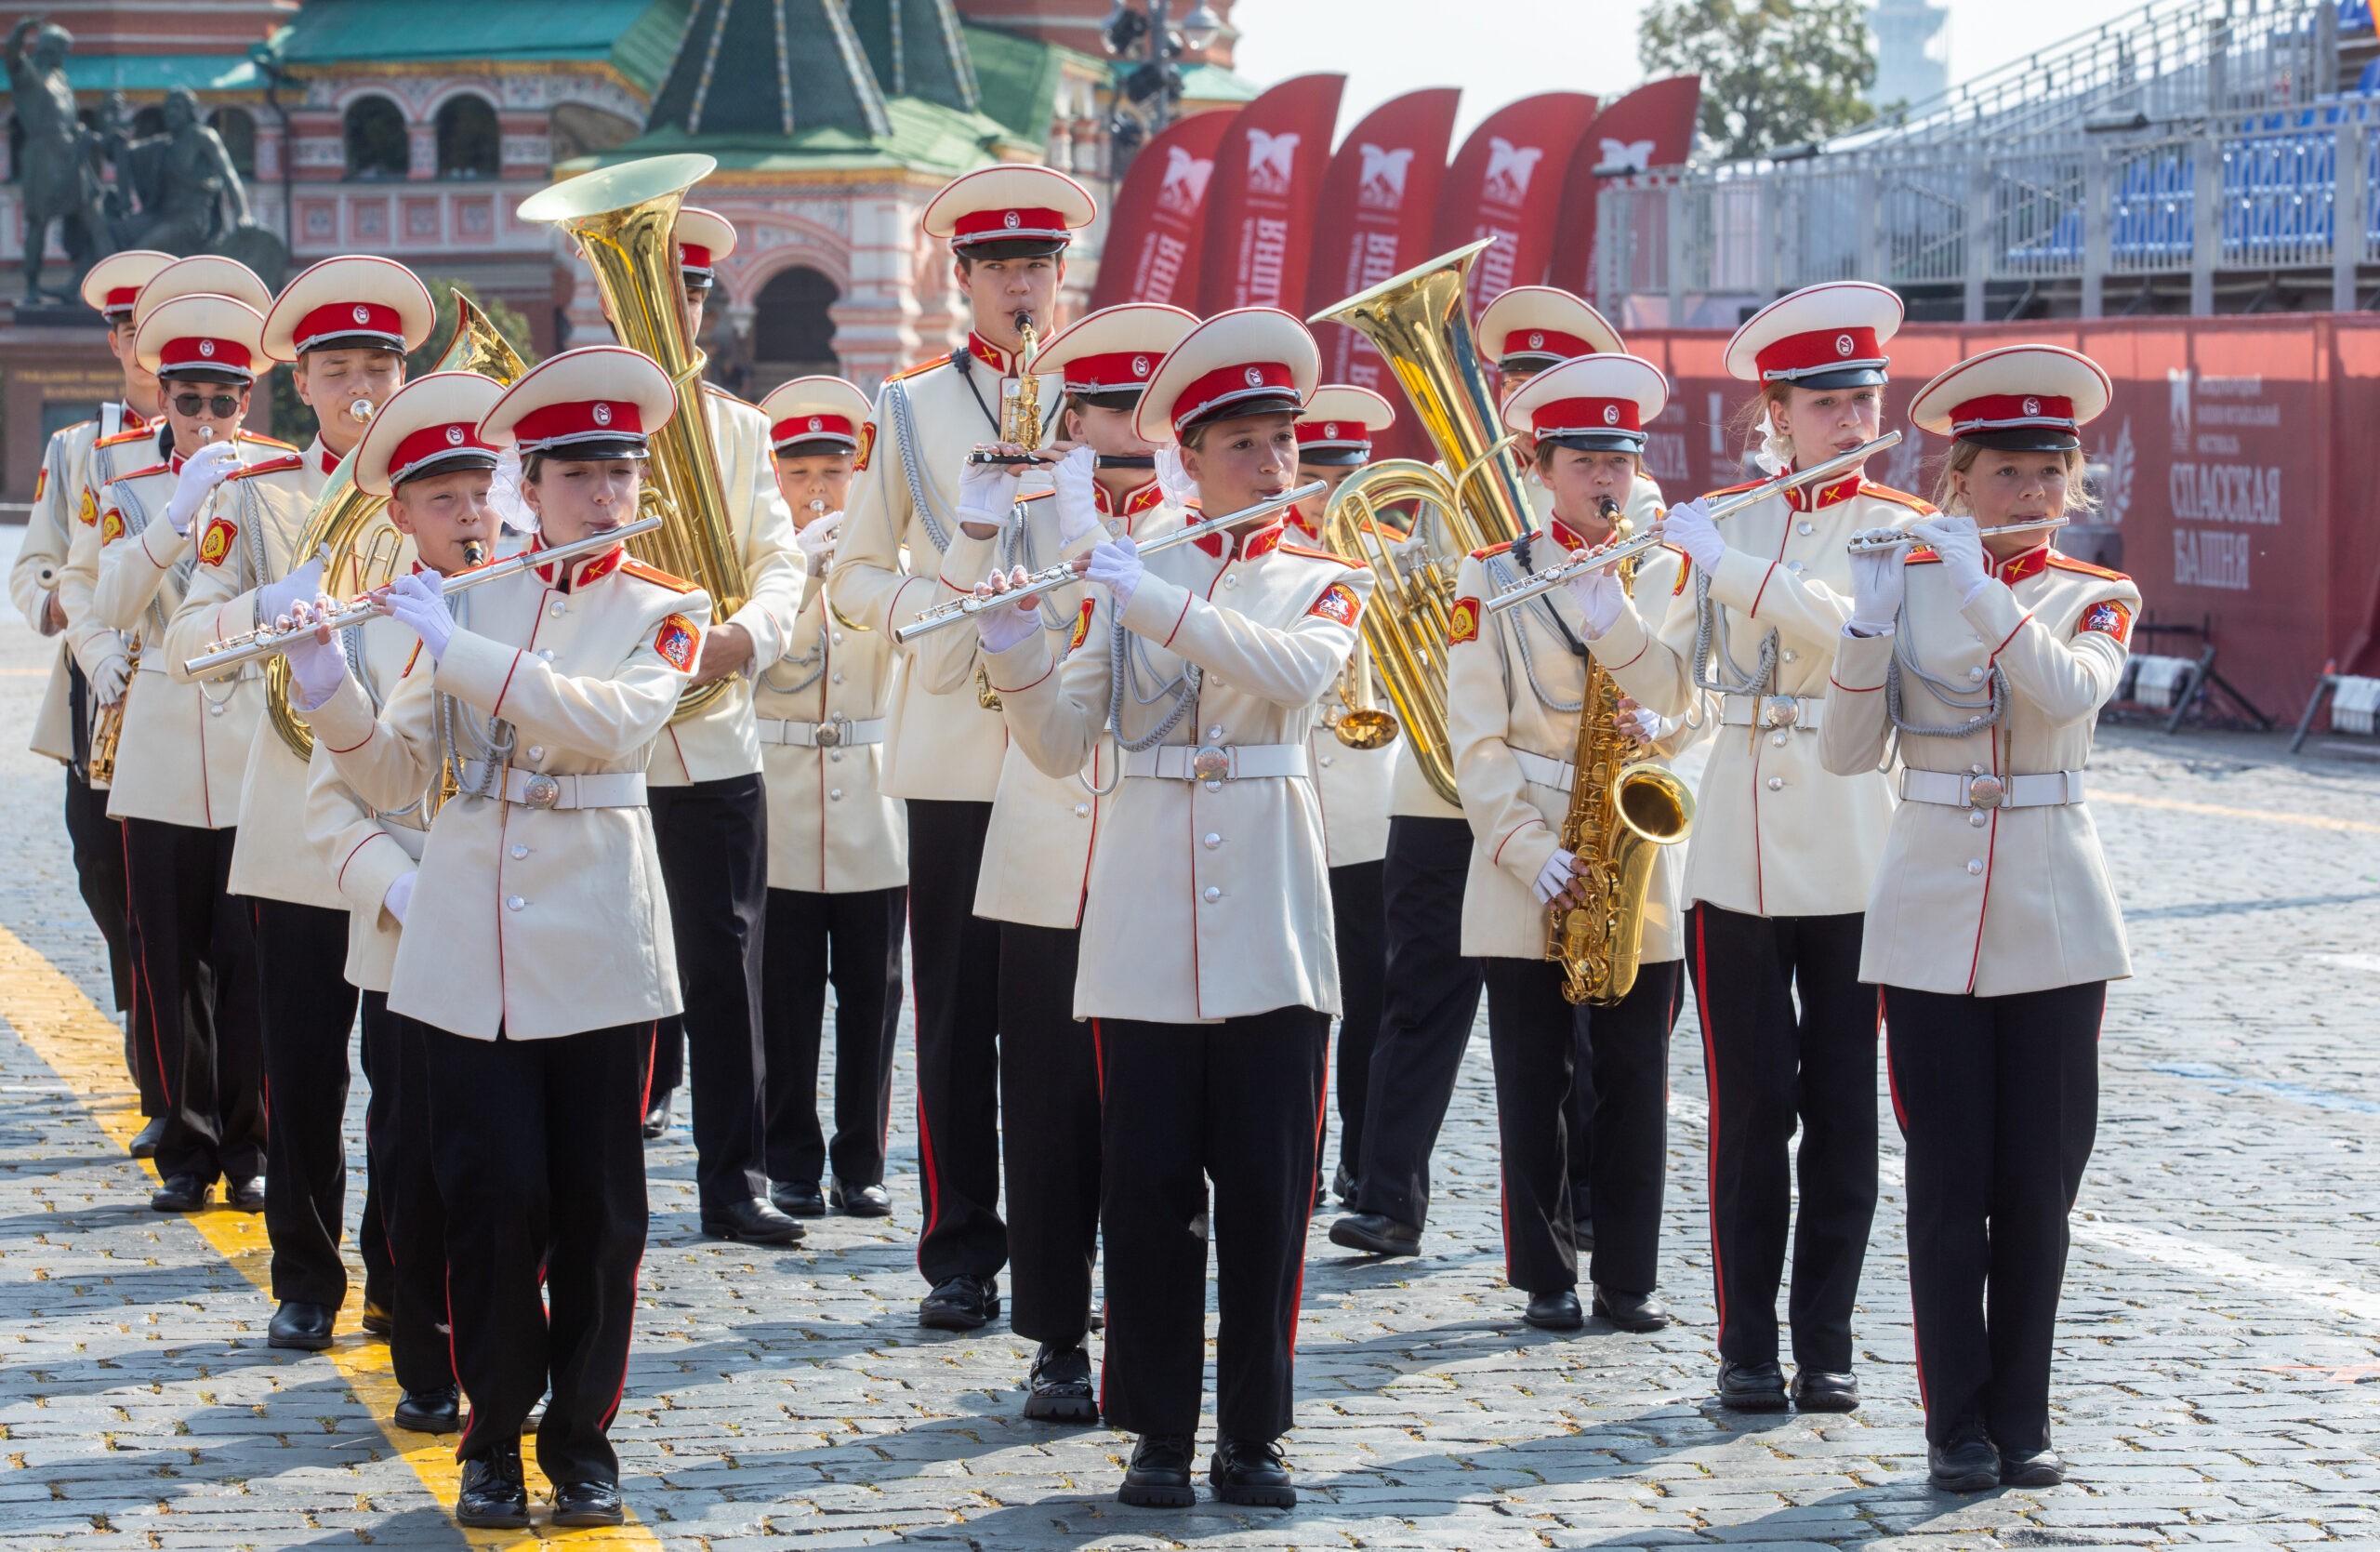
[
  {"x1": 1548, "y1": 502, "x2": 1694, "y2": 1006},
  {"x1": 519, "y1": 153, "x2": 750, "y2": 718},
  {"x1": 262, "y1": 295, "x2": 529, "y2": 759}
]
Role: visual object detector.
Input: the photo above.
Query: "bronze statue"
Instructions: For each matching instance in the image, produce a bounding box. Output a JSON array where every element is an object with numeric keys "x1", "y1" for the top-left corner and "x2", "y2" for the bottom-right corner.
[
  {"x1": 109, "y1": 88, "x2": 258, "y2": 255},
  {"x1": 6, "y1": 17, "x2": 114, "y2": 302}
]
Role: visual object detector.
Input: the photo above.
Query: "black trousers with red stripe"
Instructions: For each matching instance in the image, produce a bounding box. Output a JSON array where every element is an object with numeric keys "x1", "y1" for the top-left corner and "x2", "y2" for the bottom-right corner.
[
  {"x1": 998, "y1": 922, "x2": 1102, "y2": 1347},
  {"x1": 420, "y1": 1015, "x2": 651, "y2": 1486},
  {"x1": 360, "y1": 993, "x2": 453, "y2": 1396},
  {"x1": 906, "y1": 799, "x2": 1007, "y2": 1287},
  {"x1": 1485, "y1": 956, "x2": 1680, "y2": 1298},
  {"x1": 1885, "y1": 981, "x2": 2102, "y2": 1451},
  {"x1": 1687, "y1": 903, "x2": 1877, "y2": 1373},
  {"x1": 760, "y1": 885, "x2": 906, "y2": 1188},
  {"x1": 1327, "y1": 858, "x2": 1387, "y2": 1186},
  {"x1": 254, "y1": 897, "x2": 364, "y2": 1308},
  {"x1": 1097, "y1": 1006, "x2": 1328, "y2": 1443},
  {"x1": 63, "y1": 760, "x2": 151, "y2": 1111},
  {"x1": 122, "y1": 818, "x2": 262, "y2": 1186}
]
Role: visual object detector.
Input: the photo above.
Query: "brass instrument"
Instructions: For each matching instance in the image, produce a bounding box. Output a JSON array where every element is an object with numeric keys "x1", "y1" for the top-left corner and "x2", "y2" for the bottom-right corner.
[
  {"x1": 972, "y1": 312, "x2": 1043, "y2": 710},
  {"x1": 1844, "y1": 514, "x2": 2067, "y2": 553},
  {"x1": 1547, "y1": 500, "x2": 1695, "y2": 1006},
  {"x1": 1307, "y1": 239, "x2": 1535, "y2": 806},
  {"x1": 86, "y1": 646, "x2": 134, "y2": 787},
  {"x1": 1327, "y1": 645, "x2": 1398, "y2": 749},
  {"x1": 519, "y1": 153, "x2": 750, "y2": 719}
]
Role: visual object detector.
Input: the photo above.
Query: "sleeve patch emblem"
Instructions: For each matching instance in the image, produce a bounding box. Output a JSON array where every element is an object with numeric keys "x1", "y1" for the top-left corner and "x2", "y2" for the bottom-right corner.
[
  {"x1": 1066, "y1": 595, "x2": 1095, "y2": 655},
  {"x1": 853, "y1": 420, "x2": 877, "y2": 473},
  {"x1": 654, "y1": 612, "x2": 699, "y2": 672},
  {"x1": 2079, "y1": 599, "x2": 2132, "y2": 643},
  {"x1": 197, "y1": 515, "x2": 237, "y2": 567},
  {"x1": 1448, "y1": 595, "x2": 1482, "y2": 644},
  {"x1": 1307, "y1": 580, "x2": 1361, "y2": 627},
  {"x1": 76, "y1": 487, "x2": 98, "y2": 527},
  {"x1": 33, "y1": 468, "x2": 46, "y2": 503},
  {"x1": 99, "y1": 508, "x2": 126, "y2": 545}
]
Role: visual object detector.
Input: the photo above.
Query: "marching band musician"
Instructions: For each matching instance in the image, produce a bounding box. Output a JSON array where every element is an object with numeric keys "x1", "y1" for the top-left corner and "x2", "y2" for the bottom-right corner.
[
  {"x1": 1290, "y1": 385, "x2": 1396, "y2": 1206},
  {"x1": 970, "y1": 307, "x2": 1369, "y2": 1509},
  {"x1": 279, "y1": 346, "x2": 703, "y2": 1530},
  {"x1": 634, "y1": 206, "x2": 807, "y2": 1249},
  {"x1": 827, "y1": 163, "x2": 1095, "y2": 1331},
  {"x1": 1477, "y1": 286, "x2": 1659, "y2": 528},
  {"x1": 89, "y1": 278, "x2": 296, "y2": 1215},
  {"x1": 748, "y1": 376, "x2": 906, "y2": 1223},
  {"x1": 158, "y1": 255, "x2": 434, "y2": 1349},
  {"x1": 300, "y1": 370, "x2": 513, "y2": 1437},
  {"x1": 1823, "y1": 346, "x2": 2136, "y2": 1493},
  {"x1": 1448, "y1": 353, "x2": 1699, "y2": 1333},
  {"x1": 20, "y1": 247, "x2": 169, "y2": 1146},
  {"x1": 920, "y1": 301, "x2": 1197, "y2": 1424},
  {"x1": 1577, "y1": 281, "x2": 1928, "y2": 1413}
]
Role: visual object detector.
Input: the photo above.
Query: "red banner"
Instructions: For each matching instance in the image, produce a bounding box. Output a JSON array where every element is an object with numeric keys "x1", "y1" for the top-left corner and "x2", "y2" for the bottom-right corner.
[
  {"x1": 1549, "y1": 76, "x2": 1702, "y2": 298},
  {"x1": 1090, "y1": 110, "x2": 1236, "y2": 311},
  {"x1": 1431, "y1": 91, "x2": 1601, "y2": 320},
  {"x1": 1196, "y1": 73, "x2": 1345, "y2": 317}
]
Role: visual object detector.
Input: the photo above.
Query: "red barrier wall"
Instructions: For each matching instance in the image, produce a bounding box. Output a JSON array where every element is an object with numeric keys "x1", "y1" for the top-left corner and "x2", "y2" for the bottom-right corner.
[{"x1": 1619, "y1": 317, "x2": 2380, "y2": 720}]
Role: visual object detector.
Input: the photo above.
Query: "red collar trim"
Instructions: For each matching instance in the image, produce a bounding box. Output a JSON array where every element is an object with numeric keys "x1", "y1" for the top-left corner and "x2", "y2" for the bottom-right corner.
[
  {"x1": 533, "y1": 531, "x2": 629, "y2": 591},
  {"x1": 967, "y1": 332, "x2": 1019, "y2": 376},
  {"x1": 1989, "y1": 540, "x2": 2055, "y2": 583},
  {"x1": 1190, "y1": 509, "x2": 1288, "y2": 561},
  {"x1": 1094, "y1": 479, "x2": 1167, "y2": 521},
  {"x1": 1785, "y1": 470, "x2": 1864, "y2": 511},
  {"x1": 310, "y1": 439, "x2": 339, "y2": 477}
]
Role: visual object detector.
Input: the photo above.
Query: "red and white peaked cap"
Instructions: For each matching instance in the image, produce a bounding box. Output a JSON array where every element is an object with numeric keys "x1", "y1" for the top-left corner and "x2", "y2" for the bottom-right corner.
[
  {"x1": 1724, "y1": 281, "x2": 1904, "y2": 389},
  {"x1": 1296, "y1": 385, "x2": 1396, "y2": 466},
  {"x1": 757, "y1": 376, "x2": 872, "y2": 458},
  {"x1": 1910, "y1": 344, "x2": 2110, "y2": 453},
  {"x1": 262, "y1": 256, "x2": 436, "y2": 363},
  {"x1": 922, "y1": 164, "x2": 1097, "y2": 255},
  {"x1": 480, "y1": 346, "x2": 677, "y2": 460},
  {"x1": 676, "y1": 206, "x2": 737, "y2": 285},
  {"x1": 136, "y1": 293, "x2": 267, "y2": 383},
  {"x1": 1134, "y1": 308, "x2": 1319, "y2": 444},
  {"x1": 353, "y1": 372, "x2": 508, "y2": 497},
  {"x1": 1501, "y1": 352, "x2": 1669, "y2": 455},
  {"x1": 81, "y1": 250, "x2": 174, "y2": 322},
  {"x1": 1477, "y1": 286, "x2": 1627, "y2": 374},
  {"x1": 1032, "y1": 303, "x2": 1199, "y2": 403},
  {"x1": 134, "y1": 255, "x2": 272, "y2": 326}
]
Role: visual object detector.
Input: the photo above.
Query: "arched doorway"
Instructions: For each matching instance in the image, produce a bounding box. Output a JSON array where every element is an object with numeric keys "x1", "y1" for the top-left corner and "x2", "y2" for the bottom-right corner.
[
  {"x1": 751, "y1": 265, "x2": 840, "y2": 385},
  {"x1": 434, "y1": 95, "x2": 498, "y2": 179},
  {"x1": 344, "y1": 97, "x2": 407, "y2": 180}
]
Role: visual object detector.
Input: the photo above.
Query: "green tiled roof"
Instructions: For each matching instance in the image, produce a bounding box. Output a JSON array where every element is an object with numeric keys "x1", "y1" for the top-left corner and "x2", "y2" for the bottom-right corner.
[
  {"x1": 588, "y1": 94, "x2": 1029, "y2": 178},
  {"x1": 1180, "y1": 61, "x2": 1260, "y2": 102},
  {"x1": 964, "y1": 24, "x2": 1068, "y2": 143},
  {"x1": 0, "y1": 54, "x2": 261, "y2": 98},
  {"x1": 272, "y1": 0, "x2": 694, "y2": 95}
]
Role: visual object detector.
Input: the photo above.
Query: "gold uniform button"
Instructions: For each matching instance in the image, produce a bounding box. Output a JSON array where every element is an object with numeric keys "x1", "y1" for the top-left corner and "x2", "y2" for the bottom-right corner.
[
  {"x1": 509, "y1": 843, "x2": 528, "y2": 858},
  {"x1": 1202, "y1": 885, "x2": 1222, "y2": 903},
  {"x1": 506, "y1": 895, "x2": 526, "y2": 911}
]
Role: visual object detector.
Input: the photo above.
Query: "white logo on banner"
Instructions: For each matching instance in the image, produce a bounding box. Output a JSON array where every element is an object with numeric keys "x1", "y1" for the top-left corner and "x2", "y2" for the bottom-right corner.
[
  {"x1": 1483, "y1": 138, "x2": 1545, "y2": 207},
  {"x1": 1157, "y1": 147, "x2": 1214, "y2": 215},
  {"x1": 1248, "y1": 129, "x2": 1302, "y2": 196},
  {"x1": 1357, "y1": 143, "x2": 1416, "y2": 210},
  {"x1": 1600, "y1": 137, "x2": 1658, "y2": 174}
]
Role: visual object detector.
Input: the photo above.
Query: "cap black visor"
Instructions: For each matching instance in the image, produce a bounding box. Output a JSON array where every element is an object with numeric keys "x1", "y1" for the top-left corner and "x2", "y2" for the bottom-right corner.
[
  {"x1": 1960, "y1": 427, "x2": 2082, "y2": 453},
  {"x1": 1183, "y1": 389, "x2": 1305, "y2": 433},
  {"x1": 1539, "y1": 430, "x2": 1648, "y2": 455},
  {"x1": 393, "y1": 447, "x2": 501, "y2": 487},
  {"x1": 1297, "y1": 446, "x2": 1369, "y2": 468},
  {"x1": 955, "y1": 236, "x2": 1069, "y2": 262},
  {"x1": 774, "y1": 437, "x2": 856, "y2": 460},
  {"x1": 1777, "y1": 365, "x2": 1888, "y2": 391}
]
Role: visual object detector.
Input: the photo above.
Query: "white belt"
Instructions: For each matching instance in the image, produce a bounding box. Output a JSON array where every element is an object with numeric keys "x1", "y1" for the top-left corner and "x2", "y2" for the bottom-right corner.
[
  {"x1": 1719, "y1": 693, "x2": 1825, "y2": 731},
  {"x1": 1123, "y1": 743, "x2": 1311, "y2": 783},
  {"x1": 757, "y1": 716, "x2": 885, "y2": 749},
  {"x1": 456, "y1": 761, "x2": 649, "y2": 811},
  {"x1": 1899, "y1": 768, "x2": 2086, "y2": 810},
  {"x1": 1510, "y1": 748, "x2": 1577, "y2": 793}
]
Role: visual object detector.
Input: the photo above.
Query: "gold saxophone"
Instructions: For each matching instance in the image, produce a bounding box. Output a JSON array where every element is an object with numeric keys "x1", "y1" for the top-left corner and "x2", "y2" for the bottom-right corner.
[
  {"x1": 976, "y1": 312, "x2": 1041, "y2": 712},
  {"x1": 86, "y1": 645, "x2": 135, "y2": 787},
  {"x1": 1548, "y1": 500, "x2": 1695, "y2": 1006}
]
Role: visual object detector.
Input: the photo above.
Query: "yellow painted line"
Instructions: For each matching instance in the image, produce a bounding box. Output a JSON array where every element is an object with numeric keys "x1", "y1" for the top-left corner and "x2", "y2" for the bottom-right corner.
[
  {"x1": 2094, "y1": 789, "x2": 2380, "y2": 835},
  {"x1": 0, "y1": 922, "x2": 664, "y2": 1548}
]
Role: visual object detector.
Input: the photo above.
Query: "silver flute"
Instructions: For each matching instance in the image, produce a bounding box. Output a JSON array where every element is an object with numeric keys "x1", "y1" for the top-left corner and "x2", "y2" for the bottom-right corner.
[
  {"x1": 1844, "y1": 515, "x2": 2069, "y2": 553},
  {"x1": 1484, "y1": 431, "x2": 1903, "y2": 614},
  {"x1": 892, "y1": 480, "x2": 1327, "y2": 643},
  {"x1": 181, "y1": 515, "x2": 664, "y2": 679}
]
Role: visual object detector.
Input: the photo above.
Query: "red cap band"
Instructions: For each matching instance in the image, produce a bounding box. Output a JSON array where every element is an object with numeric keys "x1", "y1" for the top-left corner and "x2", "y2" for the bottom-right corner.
[
  {"x1": 951, "y1": 206, "x2": 1072, "y2": 244},
  {"x1": 770, "y1": 413, "x2": 857, "y2": 448},
  {"x1": 102, "y1": 286, "x2": 141, "y2": 315},
  {"x1": 389, "y1": 421, "x2": 502, "y2": 484},
  {"x1": 1061, "y1": 349, "x2": 1161, "y2": 395},
  {"x1": 158, "y1": 336, "x2": 256, "y2": 375},
  {"x1": 1498, "y1": 327, "x2": 1590, "y2": 362},
  {"x1": 1949, "y1": 392, "x2": 2076, "y2": 433},
  {"x1": 1754, "y1": 326, "x2": 1885, "y2": 380},
  {"x1": 1533, "y1": 396, "x2": 1642, "y2": 436},
  {"x1": 1172, "y1": 360, "x2": 1300, "y2": 434},
  {"x1": 293, "y1": 300, "x2": 406, "y2": 353},
  {"x1": 680, "y1": 244, "x2": 714, "y2": 273},
  {"x1": 1296, "y1": 420, "x2": 1372, "y2": 448},
  {"x1": 513, "y1": 399, "x2": 647, "y2": 450}
]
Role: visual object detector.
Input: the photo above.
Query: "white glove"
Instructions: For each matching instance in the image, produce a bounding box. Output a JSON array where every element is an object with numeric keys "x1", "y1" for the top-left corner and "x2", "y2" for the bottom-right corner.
[
  {"x1": 1155, "y1": 443, "x2": 1195, "y2": 507},
  {"x1": 1085, "y1": 532, "x2": 1144, "y2": 614},
  {"x1": 1623, "y1": 705, "x2": 1662, "y2": 743},
  {"x1": 383, "y1": 571, "x2": 454, "y2": 661},
  {"x1": 1658, "y1": 497, "x2": 1724, "y2": 572},
  {"x1": 282, "y1": 601, "x2": 350, "y2": 710},
  {"x1": 1846, "y1": 528, "x2": 1911, "y2": 635},
  {"x1": 1053, "y1": 446, "x2": 1101, "y2": 544},
  {"x1": 794, "y1": 511, "x2": 843, "y2": 568},
  {"x1": 383, "y1": 870, "x2": 416, "y2": 927},
  {"x1": 972, "y1": 565, "x2": 1041, "y2": 656},
  {"x1": 164, "y1": 439, "x2": 242, "y2": 537},
  {"x1": 90, "y1": 654, "x2": 130, "y2": 708},
  {"x1": 956, "y1": 458, "x2": 1024, "y2": 534},
  {"x1": 253, "y1": 554, "x2": 325, "y2": 630},
  {"x1": 1533, "y1": 847, "x2": 1580, "y2": 906},
  {"x1": 1565, "y1": 564, "x2": 1625, "y2": 637},
  {"x1": 1912, "y1": 514, "x2": 1990, "y2": 604}
]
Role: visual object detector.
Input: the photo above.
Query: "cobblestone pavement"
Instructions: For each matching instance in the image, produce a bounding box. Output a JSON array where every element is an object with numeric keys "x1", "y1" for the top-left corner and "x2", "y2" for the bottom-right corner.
[{"x1": 0, "y1": 527, "x2": 2375, "y2": 1548}]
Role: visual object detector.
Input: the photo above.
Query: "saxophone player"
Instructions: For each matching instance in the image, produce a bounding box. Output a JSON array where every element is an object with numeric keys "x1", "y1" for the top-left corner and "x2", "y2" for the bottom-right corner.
[{"x1": 1448, "y1": 353, "x2": 1701, "y2": 1332}]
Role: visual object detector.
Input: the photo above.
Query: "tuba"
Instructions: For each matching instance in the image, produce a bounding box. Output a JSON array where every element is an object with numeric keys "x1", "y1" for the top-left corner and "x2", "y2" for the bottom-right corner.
[
  {"x1": 519, "y1": 153, "x2": 750, "y2": 718},
  {"x1": 1308, "y1": 238, "x2": 1535, "y2": 805},
  {"x1": 264, "y1": 295, "x2": 529, "y2": 759}
]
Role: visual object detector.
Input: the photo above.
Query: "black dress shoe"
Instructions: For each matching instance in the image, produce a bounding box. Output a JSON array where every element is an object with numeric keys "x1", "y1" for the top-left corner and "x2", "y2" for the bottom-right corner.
[
  {"x1": 1929, "y1": 1420, "x2": 2002, "y2": 1492},
  {"x1": 701, "y1": 1196, "x2": 805, "y2": 1244},
  {"x1": 392, "y1": 1385, "x2": 459, "y2": 1433},
  {"x1": 1792, "y1": 1367, "x2": 1860, "y2": 1412},
  {"x1": 1210, "y1": 1435, "x2": 1296, "y2": 1508},
  {"x1": 1999, "y1": 1444, "x2": 2065, "y2": 1488},
  {"x1": 1117, "y1": 1432, "x2": 1196, "y2": 1508},
  {"x1": 769, "y1": 1179, "x2": 826, "y2": 1218},
  {"x1": 1090, "y1": 1304, "x2": 1105, "y2": 1333},
  {"x1": 550, "y1": 1477, "x2": 626, "y2": 1527},
  {"x1": 360, "y1": 1298, "x2": 393, "y2": 1337},
  {"x1": 1716, "y1": 1359, "x2": 1790, "y2": 1411},
  {"x1": 269, "y1": 1299, "x2": 336, "y2": 1350},
  {"x1": 830, "y1": 1177, "x2": 892, "y2": 1217},
  {"x1": 1592, "y1": 1286, "x2": 1673, "y2": 1332},
  {"x1": 640, "y1": 1092, "x2": 673, "y2": 1140},
  {"x1": 918, "y1": 1273, "x2": 999, "y2": 1331},
  {"x1": 1327, "y1": 1212, "x2": 1421, "y2": 1257},
  {"x1": 1522, "y1": 1289, "x2": 1584, "y2": 1331},
  {"x1": 224, "y1": 1176, "x2": 264, "y2": 1212},
  {"x1": 128, "y1": 1116, "x2": 164, "y2": 1160},
  {"x1": 149, "y1": 1173, "x2": 210, "y2": 1213},
  {"x1": 1022, "y1": 1342, "x2": 1098, "y2": 1423},
  {"x1": 455, "y1": 1448, "x2": 530, "y2": 1528}
]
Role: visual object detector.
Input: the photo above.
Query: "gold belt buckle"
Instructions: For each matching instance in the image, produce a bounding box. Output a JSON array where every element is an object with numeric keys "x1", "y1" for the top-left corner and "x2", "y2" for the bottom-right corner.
[
  {"x1": 1759, "y1": 696, "x2": 1800, "y2": 730},
  {"x1": 522, "y1": 773, "x2": 562, "y2": 809},
  {"x1": 1965, "y1": 773, "x2": 2005, "y2": 809},
  {"x1": 1190, "y1": 746, "x2": 1231, "y2": 783}
]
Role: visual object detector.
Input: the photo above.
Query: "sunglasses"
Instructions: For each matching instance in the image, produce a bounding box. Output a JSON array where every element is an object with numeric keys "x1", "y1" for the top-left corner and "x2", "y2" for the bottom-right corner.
[{"x1": 172, "y1": 392, "x2": 245, "y2": 419}]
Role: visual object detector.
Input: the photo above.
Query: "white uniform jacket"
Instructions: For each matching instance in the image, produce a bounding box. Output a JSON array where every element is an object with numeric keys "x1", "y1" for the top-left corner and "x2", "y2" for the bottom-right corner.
[
  {"x1": 19, "y1": 405, "x2": 146, "y2": 764},
  {"x1": 1284, "y1": 506, "x2": 1392, "y2": 869},
  {"x1": 1448, "y1": 538, "x2": 1705, "y2": 962},
  {"x1": 754, "y1": 555, "x2": 906, "y2": 895},
  {"x1": 304, "y1": 541, "x2": 707, "y2": 1041},
  {"x1": 303, "y1": 610, "x2": 431, "y2": 993},
  {"x1": 647, "y1": 386, "x2": 805, "y2": 787},
  {"x1": 1593, "y1": 473, "x2": 1932, "y2": 918},
  {"x1": 1822, "y1": 544, "x2": 2138, "y2": 997},
  {"x1": 983, "y1": 517, "x2": 1374, "y2": 1022},
  {"x1": 826, "y1": 340, "x2": 1059, "y2": 803}
]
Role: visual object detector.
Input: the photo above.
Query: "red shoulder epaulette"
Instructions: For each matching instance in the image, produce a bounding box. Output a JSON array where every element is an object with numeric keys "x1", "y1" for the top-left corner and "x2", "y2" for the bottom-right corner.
[
  {"x1": 1279, "y1": 542, "x2": 1360, "y2": 569},
  {"x1": 242, "y1": 431, "x2": 300, "y2": 453},
  {"x1": 1469, "y1": 538, "x2": 1515, "y2": 561},
  {"x1": 702, "y1": 382, "x2": 756, "y2": 408},
  {"x1": 1905, "y1": 546, "x2": 1943, "y2": 564},
  {"x1": 882, "y1": 352, "x2": 958, "y2": 387},
  {"x1": 1858, "y1": 484, "x2": 1937, "y2": 516},
  {"x1": 2047, "y1": 552, "x2": 2129, "y2": 583},
  {"x1": 95, "y1": 426, "x2": 154, "y2": 451},
  {"x1": 118, "y1": 462, "x2": 173, "y2": 482},
  {"x1": 620, "y1": 557, "x2": 699, "y2": 593},
  {"x1": 1702, "y1": 475, "x2": 1770, "y2": 498},
  {"x1": 227, "y1": 455, "x2": 306, "y2": 480}
]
